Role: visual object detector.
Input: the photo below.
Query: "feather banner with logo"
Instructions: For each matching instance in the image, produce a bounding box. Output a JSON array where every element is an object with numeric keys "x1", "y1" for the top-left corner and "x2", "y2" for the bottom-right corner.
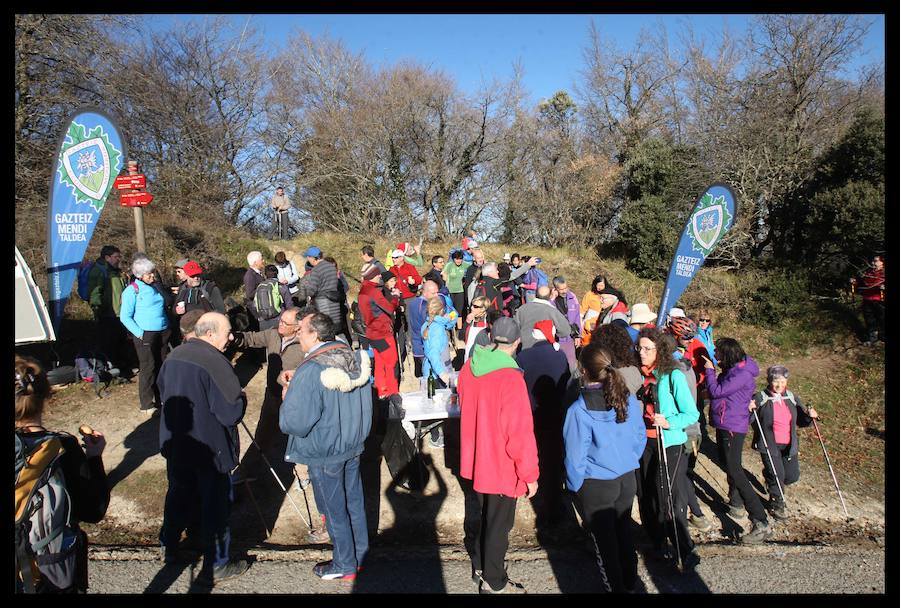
[
  {"x1": 46, "y1": 107, "x2": 127, "y2": 332},
  {"x1": 657, "y1": 183, "x2": 738, "y2": 326}
]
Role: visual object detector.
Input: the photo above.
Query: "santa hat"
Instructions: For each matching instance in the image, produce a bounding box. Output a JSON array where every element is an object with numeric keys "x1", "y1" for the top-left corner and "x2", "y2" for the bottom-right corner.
[
  {"x1": 395, "y1": 242, "x2": 414, "y2": 256},
  {"x1": 532, "y1": 319, "x2": 559, "y2": 351}
]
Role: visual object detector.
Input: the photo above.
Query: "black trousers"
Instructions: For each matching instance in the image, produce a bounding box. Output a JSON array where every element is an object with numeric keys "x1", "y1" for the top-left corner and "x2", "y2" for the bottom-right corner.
[
  {"x1": 97, "y1": 316, "x2": 131, "y2": 372},
  {"x1": 131, "y1": 328, "x2": 171, "y2": 410},
  {"x1": 635, "y1": 439, "x2": 694, "y2": 559},
  {"x1": 577, "y1": 473, "x2": 638, "y2": 593},
  {"x1": 759, "y1": 443, "x2": 800, "y2": 504},
  {"x1": 862, "y1": 300, "x2": 884, "y2": 341},
  {"x1": 466, "y1": 492, "x2": 517, "y2": 591},
  {"x1": 716, "y1": 429, "x2": 768, "y2": 523},
  {"x1": 450, "y1": 292, "x2": 466, "y2": 338}
]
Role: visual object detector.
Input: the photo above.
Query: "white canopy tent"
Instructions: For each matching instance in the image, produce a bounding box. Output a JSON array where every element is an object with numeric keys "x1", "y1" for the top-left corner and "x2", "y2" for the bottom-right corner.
[{"x1": 15, "y1": 246, "x2": 57, "y2": 345}]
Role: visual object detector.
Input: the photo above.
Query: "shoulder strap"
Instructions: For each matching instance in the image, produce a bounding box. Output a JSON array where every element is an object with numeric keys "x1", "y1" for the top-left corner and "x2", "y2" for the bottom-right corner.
[
  {"x1": 15, "y1": 434, "x2": 65, "y2": 524},
  {"x1": 131, "y1": 281, "x2": 139, "y2": 293}
]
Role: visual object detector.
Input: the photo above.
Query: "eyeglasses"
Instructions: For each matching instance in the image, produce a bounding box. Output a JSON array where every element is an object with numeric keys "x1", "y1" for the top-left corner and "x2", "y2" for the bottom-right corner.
[
  {"x1": 636, "y1": 345, "x2": 657, "y2": 353},
  {"x1": 471, "y1": 305, "x2": 484, "y2": 310},
  {"x1": 698, "y1": 318, "x2": 711, "y2": 323},
  {"x1": 279, "y1": 319, "x2": 299, "y2": 327}
]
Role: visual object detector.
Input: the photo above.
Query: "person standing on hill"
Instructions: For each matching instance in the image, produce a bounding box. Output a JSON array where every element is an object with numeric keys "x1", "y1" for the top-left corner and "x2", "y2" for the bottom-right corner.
[
  {"x1": 358, "y1": 265, "x2": 402, "y2": 402},
  {"x1": 579, "y1": 275, "x2": 607, "y2": 346},
  {"x1": 120, "y1": 256, "x2": 171, "y2": 415},
  {"x1": 359, "y1": 245, "x2": 387, "y2": 277},
  {"x1": 702, "y1": 338, "x2": 771, "y2": 544},
  {"x1": 158, "y1": 312, "x2": 250, "y2": 584},
  {"x1": 88, "y1": 245, "x2": 130, "y2": 371},
  {"x1": 551, "y1": 276, "x2": 582, "y2": 373},
  {"x1": 458, "y1": 317, "x2": 538, "y2": 594},
  {"x1": 296, "y1": 247, "x2": 345, "y2": 340},
  {"x1": 850, "y1": 254, "x2": 885, "y2": 345},
  {"x1": 390, "y1": 248, "x2": 423, "y2": 357},
  {"x1": 514, "y1": 285, "x2": 572, "y2": 351},
  {"x1": 445, "y1": 249, "x2": 471, "y2": 340},
  {"x1": 243, "y1": 251, "x2": 266, "y2": 331},
  {"x1": 270, "y1": 186, "x2": 292, "y2": 240},
  {"x1": 423, "y1": 254, "x2": 447, "y2": 291},
  {"x1": 174, "y1": 261, "x2": 225, "y2": 315},
  {"x1": 563, "y1": 345, "x2": 647, "y2": 593},
  {"x1": 274, "y1": 252, "x2": 301, "y2": 305}
]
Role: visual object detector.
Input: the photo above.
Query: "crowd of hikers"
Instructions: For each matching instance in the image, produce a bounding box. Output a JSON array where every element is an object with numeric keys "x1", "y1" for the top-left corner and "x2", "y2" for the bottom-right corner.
[{"x1": 16, "y1": 234, "x2": 879, "y2": 594}]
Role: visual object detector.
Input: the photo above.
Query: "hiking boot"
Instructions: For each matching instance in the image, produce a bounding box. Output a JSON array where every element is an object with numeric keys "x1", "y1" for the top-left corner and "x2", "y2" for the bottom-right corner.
[
  {"x1": 681, "y1": 550, "x2": 701, "y2": 573},
  {"x1": 472, "y1": 569, "x2": 483, "y2": 586},
  {"x1": 479, "y1": 578, "x2": 527, "y2": 594},
  {"x1": 770, "y1": 501, "x2": 788, "y2": 520},
  {"x1": 727, "y1": 503, "x2": 745, "y2": 518},
  {"x1": 688, "y1": 514, "x2": 713, "y2": 532},
  {"x1": 428, "y1": 436, "x2": 445, "y2": 449},
  {"x1": 204, "y1": 559, "x2": 250, "y2": 584},
  {"x1": 308, "y1": 527, "x2": 331, "y2": 544},
  {"x1": 741, "y1": 520, "x2": 772, "y2": 545},
  {"x1": 313, "y1": 560, "x2": 357, "y2": 581}
]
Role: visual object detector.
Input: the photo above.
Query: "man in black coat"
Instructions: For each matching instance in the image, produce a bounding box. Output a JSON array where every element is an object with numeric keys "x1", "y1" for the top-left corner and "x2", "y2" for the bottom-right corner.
[{"x1": 158, "y1": 312, "x2": 249, "y2": 585}]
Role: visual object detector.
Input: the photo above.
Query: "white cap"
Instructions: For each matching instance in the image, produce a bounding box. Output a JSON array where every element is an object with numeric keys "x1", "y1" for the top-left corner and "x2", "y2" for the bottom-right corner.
[
  {"x1": 390, "y1": 249, "x2": 405, "y2": 258},
  {"x1": 668, "y1": 307, "x2": 686, "y2": 318}
]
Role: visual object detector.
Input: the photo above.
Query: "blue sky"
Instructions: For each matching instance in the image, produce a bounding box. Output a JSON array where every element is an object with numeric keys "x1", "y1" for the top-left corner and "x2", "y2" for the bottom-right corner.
[{"x1": 146, "y1": 13, "x2": 884, "y2": 106}]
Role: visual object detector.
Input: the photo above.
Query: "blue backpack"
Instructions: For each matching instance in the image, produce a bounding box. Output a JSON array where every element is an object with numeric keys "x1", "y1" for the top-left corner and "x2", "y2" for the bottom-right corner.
[
  {"x1": 76, "y1": 261, "x2": 106, "y2": 301},
  {"x1": 535, "y1": 269, "x2": 549, "y2": 289}
]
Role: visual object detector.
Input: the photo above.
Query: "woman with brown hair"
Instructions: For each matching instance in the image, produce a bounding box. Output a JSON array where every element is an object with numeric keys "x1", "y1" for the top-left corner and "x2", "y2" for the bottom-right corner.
[
  {"x1": 15, "y1": 355, "x2": 110, "y2": 593},
  {"x1": 563, "y1": 343, "x2": 647, "y2": 592},
  {"x1": 634, "y1": 327, "x2": 701, "y2": 571}
]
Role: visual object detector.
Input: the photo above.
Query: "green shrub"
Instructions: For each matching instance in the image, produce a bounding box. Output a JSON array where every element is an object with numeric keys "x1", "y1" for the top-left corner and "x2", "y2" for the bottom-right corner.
[{"x1": 739, "y1": 271, "x2": 814, "y2": 326}]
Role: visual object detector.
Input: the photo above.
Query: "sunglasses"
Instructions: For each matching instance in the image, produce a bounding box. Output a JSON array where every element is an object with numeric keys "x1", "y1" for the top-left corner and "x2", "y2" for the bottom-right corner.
[
  {"x1": 698, "y1": 318, "x2": 711, "y2": 322},
  {"x1": 471, "y1": 305, "x2": 484, "y2": 310}
]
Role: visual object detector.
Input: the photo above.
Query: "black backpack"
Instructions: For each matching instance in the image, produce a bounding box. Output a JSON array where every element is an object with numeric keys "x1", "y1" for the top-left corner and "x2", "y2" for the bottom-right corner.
[
  {"x1": 349, "y1": 300, "x2": 367, "y2": 338},
  {"x1": 15, "y1": 430, "x2": 82, "y2": 593}
]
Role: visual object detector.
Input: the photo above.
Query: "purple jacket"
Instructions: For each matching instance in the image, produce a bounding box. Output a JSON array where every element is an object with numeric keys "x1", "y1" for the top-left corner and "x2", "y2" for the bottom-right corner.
[
  {"x1": 554, "y1": 291, "x2": 582, "y2": 344},
  {"x1": 706, "y1": 356, "x2": 760, "y2": 434}
]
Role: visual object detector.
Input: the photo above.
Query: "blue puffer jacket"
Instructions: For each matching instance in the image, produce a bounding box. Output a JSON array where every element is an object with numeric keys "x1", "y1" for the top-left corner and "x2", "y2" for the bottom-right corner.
[
  {"x1": 422, "y1": 314, "x2": 457, "y2": 379},
  {"x1": 706, "y1": 356, "x2": 760, "y2": 434},
  {"x1": 563, "y1": 387, "x2": 647, "y2": 490},
  {"x1": 119, "y1": 279, "x2": 168, "y2": 338},
  {"x1": 280, "y1": 342, "x2": 373, "y2": 466}
]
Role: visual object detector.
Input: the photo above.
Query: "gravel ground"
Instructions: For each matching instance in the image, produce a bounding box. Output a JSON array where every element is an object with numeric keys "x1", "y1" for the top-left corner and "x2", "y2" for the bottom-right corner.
[{"x1": 87, "y1": 543, "x2": 884, "y2": 594}]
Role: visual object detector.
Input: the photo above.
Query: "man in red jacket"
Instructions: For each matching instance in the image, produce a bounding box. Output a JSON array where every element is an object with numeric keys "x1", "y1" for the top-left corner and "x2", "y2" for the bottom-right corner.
[
  {"x1": 851, "y1": 254, "x2": 885, "y2": 345},
  {"x1": 390, "y1": 249, "x2": 423, "y2": 361},
  {"x1": 358, "y1": 265, "x2": 401, "y2": 399},
  {"x1": 457, "y1": 317, "x2": 539, "y2": 594}
]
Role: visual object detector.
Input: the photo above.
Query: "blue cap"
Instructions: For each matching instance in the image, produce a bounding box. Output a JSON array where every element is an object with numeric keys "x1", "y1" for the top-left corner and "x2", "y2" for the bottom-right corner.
[{"x1": 303, "y1": 246, "x2": 322, "y2": 257}]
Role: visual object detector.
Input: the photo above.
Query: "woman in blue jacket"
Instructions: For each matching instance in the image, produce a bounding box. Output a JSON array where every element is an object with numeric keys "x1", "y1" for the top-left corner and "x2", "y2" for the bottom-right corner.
[
  {"x1": 564, "y1": 343, "x2": 646, "y2": 593},
  {"x1": 421, "y1": 297, "x2": 458, "y2": 387},
  {"x1": 120, "y1": 256, "x2": 170, "y2": 413}
]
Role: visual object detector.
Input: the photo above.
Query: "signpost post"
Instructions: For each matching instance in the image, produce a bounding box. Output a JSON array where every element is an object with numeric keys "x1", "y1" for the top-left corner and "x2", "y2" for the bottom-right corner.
[{"x1": 116, "y1": 160, "x2": 151, "y2": 252}]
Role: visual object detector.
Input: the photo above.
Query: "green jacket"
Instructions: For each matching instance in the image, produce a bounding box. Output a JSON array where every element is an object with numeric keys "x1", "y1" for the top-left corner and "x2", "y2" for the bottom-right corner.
[
  {"x1": 88, "y1": 260, "x2": 127, "y2": 319},
  {"x1": 445, "y1": 260, "x2": 471, "y2": 294},
  {"x1": 652, "y1": 367, "x2": 699, "y2": 449}
]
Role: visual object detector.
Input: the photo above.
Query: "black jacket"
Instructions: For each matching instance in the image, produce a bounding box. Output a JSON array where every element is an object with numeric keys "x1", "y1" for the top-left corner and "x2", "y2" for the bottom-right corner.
[
  {"x1": 158, "y1": 339, "x2": 247, "y2": 473},
  {"x1": 750, "y1": 389, "x2": 812, "y2": 459}
]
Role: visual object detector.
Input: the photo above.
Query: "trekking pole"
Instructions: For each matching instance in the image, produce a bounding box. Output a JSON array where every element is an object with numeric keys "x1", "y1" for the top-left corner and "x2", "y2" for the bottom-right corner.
[
  {"x1": 290, "y1": 467, "x2": 316, "y2": 531},
  {"x1": 811, "y1": 417, "x2": 850, "y2": 519},
  {"x1": 752, "y1": 409, "x2": 786, "y2": 508},
  {"x1": 238, "y1": 463, "x2": 271, "y2": 538},
  {"x1": 656, "y1": 427, "x2": 682, "y2": 571},
  {"x1": 238, "y1": 420, "x2": 313, "y2": 529},
  {"x1": 694, "y1": 454, "x2": 729, "y2": 500}
]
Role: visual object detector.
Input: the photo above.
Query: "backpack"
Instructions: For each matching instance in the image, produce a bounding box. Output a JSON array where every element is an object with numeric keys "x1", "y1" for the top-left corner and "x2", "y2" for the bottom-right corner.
[
  {"x1": 180, "y1": 282, "x2": 214, "y2": 313},
  {"x1": 350, "y1": 300, "x2": 367, "y2": 338},
  {"x1": 15, "y1": 430, "x2": 82, "y2": 593},
  {"x1": 535, "y1": 269, "x2": 549, "y2": 289},
  {"x1": 253, "y1": 279, "x2": 283, "y2": 320},
  {"x1": 76, "y1": 261, "x2": 106, "y2": 301},
  {"x1": 74, "y1": 351, "x2": 121, "y2": 397}
]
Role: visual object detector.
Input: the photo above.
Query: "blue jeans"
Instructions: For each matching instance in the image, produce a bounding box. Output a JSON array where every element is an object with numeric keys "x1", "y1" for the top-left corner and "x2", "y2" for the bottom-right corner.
[
  {"x1": 160, "y1": 461, "x2": 231, "y2": 568},
  {"x1": 308, "y1": 455, "x2": 369, "y2": 573}
]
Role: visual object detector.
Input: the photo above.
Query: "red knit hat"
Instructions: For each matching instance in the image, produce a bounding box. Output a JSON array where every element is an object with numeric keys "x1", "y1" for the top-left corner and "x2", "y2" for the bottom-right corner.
[{"x1": 532, "y1": 319, "x2": 559, "y2": 351}]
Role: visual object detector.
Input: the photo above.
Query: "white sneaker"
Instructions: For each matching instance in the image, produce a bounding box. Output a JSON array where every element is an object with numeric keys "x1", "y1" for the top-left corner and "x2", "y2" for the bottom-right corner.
[{"x1": 401, "y1": 420, "x2": 416, "y2": 441}]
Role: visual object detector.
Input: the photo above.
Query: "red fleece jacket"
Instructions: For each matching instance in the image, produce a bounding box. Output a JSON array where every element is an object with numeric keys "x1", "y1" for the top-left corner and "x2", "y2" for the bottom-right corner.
[
  {"x1": 390, "y1": 262, "x2": 422, "y2": 299},
  {"x1": 457, "y1": 360, "x2": 539, "y2": 497}
]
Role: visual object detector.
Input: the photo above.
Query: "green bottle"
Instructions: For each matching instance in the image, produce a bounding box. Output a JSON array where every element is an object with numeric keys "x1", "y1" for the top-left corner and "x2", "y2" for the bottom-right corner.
[{"x1": 427, "y1": 372, "x2": 436, "y2": 399}]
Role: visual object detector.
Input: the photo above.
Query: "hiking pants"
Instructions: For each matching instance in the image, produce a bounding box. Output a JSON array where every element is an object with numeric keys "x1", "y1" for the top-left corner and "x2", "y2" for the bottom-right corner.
[
  {"x1": 862, "y1": 300, "x2": 884, "y2": 341},
  {"x1": 370, "y1": 335, "x2": 400, "y2": 398},
  {"x1": 636, "y1": 440, "x2": 694, "y2": 559},
  {"x1": 468, "y1": 492, "x2": 517, "y2": 592},
  {"x1": 577, "y1": 473, "x2": 638, "y2": 593},
  {"x1": 160, "y1": 461, "x2": 232, "y2": 569},
  {"x1": 132, "y1": 328, "x2": 171, "y2": 410},
  {"x1": 759, "y1": 443, "x2": 800, "y2": 504},
  {"x1": 716, "y1": 429, "x2": 768, "y2": 523},
  {"x1": 450, "y1": 291, "x2": 466, "y2": 339}
]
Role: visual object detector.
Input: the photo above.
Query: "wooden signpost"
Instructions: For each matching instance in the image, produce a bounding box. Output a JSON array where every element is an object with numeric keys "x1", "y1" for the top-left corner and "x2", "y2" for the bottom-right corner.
[{"x1": 117, "y1": 160, "x2": 151, "y2": 252}]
